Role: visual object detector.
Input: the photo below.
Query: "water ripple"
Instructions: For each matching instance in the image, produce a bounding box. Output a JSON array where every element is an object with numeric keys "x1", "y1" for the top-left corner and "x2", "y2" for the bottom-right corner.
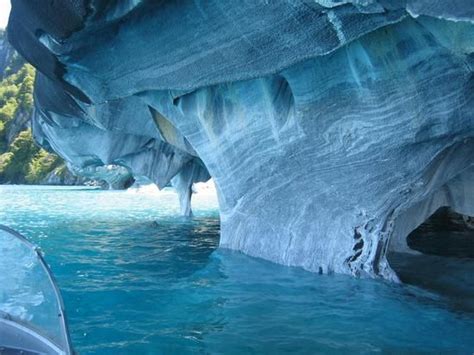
[{"x1": 0, "y1": 185, "x2": 473, "y2": 353}]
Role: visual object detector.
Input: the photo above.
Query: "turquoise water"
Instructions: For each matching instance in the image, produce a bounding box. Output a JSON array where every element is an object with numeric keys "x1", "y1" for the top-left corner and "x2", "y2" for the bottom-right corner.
[{"x1": 0, "y1": 185, "x2": 473, "y2": 354}]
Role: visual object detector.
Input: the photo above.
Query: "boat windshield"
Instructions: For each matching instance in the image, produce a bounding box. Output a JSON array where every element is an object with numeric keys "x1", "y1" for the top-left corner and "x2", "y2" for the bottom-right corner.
[{"x1": 0, "y1": 225, "x2": 72, "y2": 354}]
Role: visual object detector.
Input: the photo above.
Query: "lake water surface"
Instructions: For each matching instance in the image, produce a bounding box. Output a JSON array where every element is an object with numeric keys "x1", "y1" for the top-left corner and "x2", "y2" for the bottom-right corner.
[{"x1": 0, "y1": 185, "x2": 473, "y2": 354}]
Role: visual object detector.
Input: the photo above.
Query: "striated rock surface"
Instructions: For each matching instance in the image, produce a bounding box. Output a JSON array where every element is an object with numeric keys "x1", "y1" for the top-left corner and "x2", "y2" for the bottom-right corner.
[{"x1": 8, "y1": 0, "x2": 474, "y2": 278}]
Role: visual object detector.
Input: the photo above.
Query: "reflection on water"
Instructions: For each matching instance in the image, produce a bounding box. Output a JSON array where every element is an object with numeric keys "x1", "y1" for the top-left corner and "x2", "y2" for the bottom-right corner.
[{"x1": 0, "y1": 186, "x2": 474, "y2": 354}]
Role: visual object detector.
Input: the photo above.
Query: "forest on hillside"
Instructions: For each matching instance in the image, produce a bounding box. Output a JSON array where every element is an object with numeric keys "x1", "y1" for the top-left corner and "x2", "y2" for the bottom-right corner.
[{"x1": 0, "y1": 29, "x2": 75, "y2": 184}]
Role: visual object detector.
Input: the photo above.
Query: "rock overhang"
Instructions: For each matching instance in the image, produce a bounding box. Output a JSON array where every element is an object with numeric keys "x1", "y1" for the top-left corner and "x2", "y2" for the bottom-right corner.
[{"x1": 7, "y1": 0, "x2": 474, "y2": 278}]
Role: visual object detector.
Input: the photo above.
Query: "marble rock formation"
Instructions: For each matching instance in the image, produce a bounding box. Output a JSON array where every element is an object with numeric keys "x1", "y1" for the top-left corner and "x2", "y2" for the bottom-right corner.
[{"x1": 7, "y1": 0, "x2": 474, "y2": 279}]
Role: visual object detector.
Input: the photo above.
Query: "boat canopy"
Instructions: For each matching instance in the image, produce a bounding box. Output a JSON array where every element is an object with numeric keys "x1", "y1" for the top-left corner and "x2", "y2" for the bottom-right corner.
[{"x1": 0, "y1": 225, "x2": 73, "y2": 354}]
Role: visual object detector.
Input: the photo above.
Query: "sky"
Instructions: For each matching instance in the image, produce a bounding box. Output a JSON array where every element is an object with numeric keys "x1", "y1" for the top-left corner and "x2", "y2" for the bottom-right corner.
[{"x1": 0, "y1": 1, "x2": 11, "y2": 29}]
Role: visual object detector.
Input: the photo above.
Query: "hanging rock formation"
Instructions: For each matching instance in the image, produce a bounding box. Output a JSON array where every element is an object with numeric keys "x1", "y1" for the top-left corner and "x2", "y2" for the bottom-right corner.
[{"x1": 7, "y1": 0, "x2": 474, "y2": 279}]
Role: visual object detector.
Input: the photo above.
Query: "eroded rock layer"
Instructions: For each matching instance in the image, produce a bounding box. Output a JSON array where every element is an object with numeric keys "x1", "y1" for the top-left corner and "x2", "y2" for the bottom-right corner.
[{"x1": 8, "y1": 0, "x2": 474, "y2": 278}]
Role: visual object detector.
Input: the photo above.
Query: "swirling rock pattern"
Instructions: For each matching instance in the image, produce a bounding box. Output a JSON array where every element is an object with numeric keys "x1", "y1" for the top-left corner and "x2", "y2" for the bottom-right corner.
[{"x1": 8, "y1": 0, "x2": 474, "y2": 278}]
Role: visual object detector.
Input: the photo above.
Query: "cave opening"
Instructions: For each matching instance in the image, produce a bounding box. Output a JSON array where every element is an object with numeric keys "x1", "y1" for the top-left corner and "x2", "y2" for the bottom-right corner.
[
  {"x1": 406, "y1": 207, "x2": 474, "y2": 259},
  {"x1": 388, "y1": 207, "x2": 474, "y2": 311}
]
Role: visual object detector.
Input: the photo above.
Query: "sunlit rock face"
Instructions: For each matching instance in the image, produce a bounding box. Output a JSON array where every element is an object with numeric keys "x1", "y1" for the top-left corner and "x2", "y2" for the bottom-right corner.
[{"x1": 8, "y1": 1, "x2": 474, "y2": 278}]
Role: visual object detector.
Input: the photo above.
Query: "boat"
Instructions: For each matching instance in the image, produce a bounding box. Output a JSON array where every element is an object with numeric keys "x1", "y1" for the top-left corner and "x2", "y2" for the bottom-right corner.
[{"x1": 0, "y1": 225, "x2": 73, "y2": 354}]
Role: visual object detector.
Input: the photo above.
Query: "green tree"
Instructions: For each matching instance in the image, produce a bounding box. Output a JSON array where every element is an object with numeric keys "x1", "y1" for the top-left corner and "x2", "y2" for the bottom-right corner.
[
  {"x1": 0, "y1": 129, "x2": 39, "y2": 183},
  {"x1": 26, "y1": 149, "x2": 62, "y2": 183}
]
